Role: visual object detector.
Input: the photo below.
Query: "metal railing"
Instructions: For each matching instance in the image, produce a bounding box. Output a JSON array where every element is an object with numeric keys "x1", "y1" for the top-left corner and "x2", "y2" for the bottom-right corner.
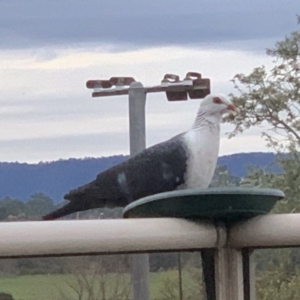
[
  {"x1": 1, "y1": 213, "x2": 300, "y2": 299},
  {"x1": 0, "y1": 218, "x2": 217, "y2": 258},
  {"x1": 1, "y1": 214, "x2": 299, "y2": 259}
]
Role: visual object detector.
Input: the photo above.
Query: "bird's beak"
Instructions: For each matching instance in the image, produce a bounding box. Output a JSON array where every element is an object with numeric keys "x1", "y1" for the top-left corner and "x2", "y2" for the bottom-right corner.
[{"x1": 227, "y1": 104, "x2": 240, "y2": 115}]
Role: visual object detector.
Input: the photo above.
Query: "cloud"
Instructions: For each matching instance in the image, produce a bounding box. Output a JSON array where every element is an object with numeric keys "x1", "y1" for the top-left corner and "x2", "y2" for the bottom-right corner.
[
  {"x1": 0, "y1": 132, "x2": 130, "y2": 163},
  {"x1": 0, "y1": 123, "x2": 271, "y2": 163},
  {"x1": 0, "y1": 44, "x2": 276, "y2": 162},
  {"x1": 1, "y1": 0, "x2": 299, "y2": 50},
  {"x1": 1, "y1": 1, "x2": 295, "y2": 162}
]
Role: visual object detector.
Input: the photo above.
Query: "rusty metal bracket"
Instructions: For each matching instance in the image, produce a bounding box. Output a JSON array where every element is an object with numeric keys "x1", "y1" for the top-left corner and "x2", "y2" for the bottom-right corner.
[{"x1": 86, "y1": 72, "x2": 210, "y2": 100}]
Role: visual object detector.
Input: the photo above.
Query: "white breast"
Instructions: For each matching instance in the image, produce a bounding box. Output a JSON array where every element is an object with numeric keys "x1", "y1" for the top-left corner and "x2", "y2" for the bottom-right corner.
[{"x1": 182, "y1": 127, "x2": 220, "y2": 189}]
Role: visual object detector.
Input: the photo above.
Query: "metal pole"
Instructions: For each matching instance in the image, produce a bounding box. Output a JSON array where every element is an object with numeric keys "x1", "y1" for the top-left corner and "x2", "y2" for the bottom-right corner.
[
  {"x1": 213, "y1": 225, "x2": 245, "y2": 300},
  {"x1": 178, "y1": 253, "x2": 183, "y2": 300},
  {"x1": 242, "y1": 249, "x2": 256, "y2": 300},
  {"x1": 128, "y1": 82, "x2": 150, "y2": 300},
  {"x1": 128, "y1": 82, "x2": 146, "y2": 155}
]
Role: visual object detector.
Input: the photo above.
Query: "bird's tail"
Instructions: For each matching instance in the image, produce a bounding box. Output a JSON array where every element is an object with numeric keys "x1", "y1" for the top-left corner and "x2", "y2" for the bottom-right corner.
[{"x1": 42, "y1": 202, "x2": 78, "y2": 220}]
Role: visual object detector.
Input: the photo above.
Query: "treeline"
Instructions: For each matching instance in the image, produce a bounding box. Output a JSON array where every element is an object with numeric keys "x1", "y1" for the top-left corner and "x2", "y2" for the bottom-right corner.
[
  {"x1": 0, "y1": 192, "x2": 124, "y2": 221},
  {"x1": 0, "y1": 193, "x2": 56, "y2": 221}
]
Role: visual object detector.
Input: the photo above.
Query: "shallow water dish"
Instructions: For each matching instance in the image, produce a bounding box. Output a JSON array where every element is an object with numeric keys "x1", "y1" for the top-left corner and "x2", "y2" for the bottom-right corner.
[{"x1": 123, "y1": 187, "x2": 285, "y2": 223}]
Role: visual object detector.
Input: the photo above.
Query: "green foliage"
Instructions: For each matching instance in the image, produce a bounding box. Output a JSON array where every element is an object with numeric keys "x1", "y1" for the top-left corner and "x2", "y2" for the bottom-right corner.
[
  {"x1": 153, "y1": 257, "x2": 204, "y2": 300},
  {"x1": 227, "y1": 17, "x2": 300, "y2": 214},
  {"x1": 210, "y1": 165, "x2": 240, "y2": 187},
  {"x1": 150, "y1": 253, "x2": 180, "y2": 272},
  {"x1": 0, "y1": 269, "x2": 203, "y2": 300},
  {"x1": 0, "y1": 207, "x2": 7, "y2": 220},
  {"x1": 228, "y1": 19, "x2": 300, "y2": 151},
  {"x1": 0, "y1": 197, "x2": 25, "y2": 219},
  {"x1": 24, "y1": 193, "x2": 55, "y2": 218},
  {"x1": 256, "y1": 248, "x2": 300, "y2": 300},
  {"x1": 56, "y1": 257, "x2": 131, "y2": 300},
  {"x1": 17, "y1": 257, "x2": 63, "y2": 275},
  {"x1": 0, "y1": 193, "x2": 56, "y2": 220},
  {"x1": 257, "y1": 267, "x2": 300, "y2": 300},
  {"x1": 227, "y1": 16, "x2": 300, "y2": 300},
  {"x1": 0, "y1": 274, "x2": 66, "y2": 300},
  {"x1": 0, "y1": 293, "x2": 14, "y2": 300}
]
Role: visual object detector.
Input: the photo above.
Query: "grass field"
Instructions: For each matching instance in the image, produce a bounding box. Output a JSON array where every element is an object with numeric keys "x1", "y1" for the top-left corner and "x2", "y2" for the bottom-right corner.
[{"x1": 0, "y1": 270, "x2": 203, "y2": 300}]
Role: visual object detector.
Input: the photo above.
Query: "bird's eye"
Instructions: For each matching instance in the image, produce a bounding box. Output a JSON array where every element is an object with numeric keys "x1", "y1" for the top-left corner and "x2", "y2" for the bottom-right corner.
[{"x1": 213, "y1": 97, "x2": 222, "y2": 104}]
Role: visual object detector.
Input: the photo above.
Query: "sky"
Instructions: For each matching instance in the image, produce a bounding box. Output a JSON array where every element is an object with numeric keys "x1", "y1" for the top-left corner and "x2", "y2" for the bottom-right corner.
[{"x1": 0, "y1": 0, "x2": 299, "y2": 163}]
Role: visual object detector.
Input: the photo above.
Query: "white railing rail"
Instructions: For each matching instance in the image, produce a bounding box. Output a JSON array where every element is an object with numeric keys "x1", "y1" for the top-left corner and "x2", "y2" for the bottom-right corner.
[
  {"x1": 0, "y1": 218, "x2": 218, "y2": 258},
  {"x1": 1, "y1": 214, "x2": 300, "y2": 300},
  {"x1": 1, "y1": 214, "x2": 300, "y2": 258},
  {"x1": 230, "y1": 213, "x2": 300, "y2": 248}
]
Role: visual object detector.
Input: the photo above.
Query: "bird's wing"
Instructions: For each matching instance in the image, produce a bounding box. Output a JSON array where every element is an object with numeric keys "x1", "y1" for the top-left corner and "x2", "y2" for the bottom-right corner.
[
  {"x1": 112, "y1": 134, "x2": 189, "y2": 202},
  {"x1": 43, "y1": 134, "x2": 189, "y2": 220},
  {"x1": 66, "y1": 134, "x2": 189, "y2": 205}
]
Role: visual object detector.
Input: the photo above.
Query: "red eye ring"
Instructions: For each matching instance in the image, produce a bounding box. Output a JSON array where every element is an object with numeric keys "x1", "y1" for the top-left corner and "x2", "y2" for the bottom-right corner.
[{"x1": 213, "y1": 97, "x2": 222, "y2": 104}]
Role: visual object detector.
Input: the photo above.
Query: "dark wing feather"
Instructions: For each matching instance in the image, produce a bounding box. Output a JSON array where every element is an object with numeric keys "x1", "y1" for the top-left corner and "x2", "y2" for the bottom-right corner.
[{"x1": 42, "y1": 135, "x2": 188, "y2": 220}]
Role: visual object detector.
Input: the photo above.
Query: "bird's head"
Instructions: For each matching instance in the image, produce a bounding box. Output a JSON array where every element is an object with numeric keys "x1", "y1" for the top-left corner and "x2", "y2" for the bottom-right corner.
[{"x1": 200, "y1": 94, "x2": 240, "y2": 116}]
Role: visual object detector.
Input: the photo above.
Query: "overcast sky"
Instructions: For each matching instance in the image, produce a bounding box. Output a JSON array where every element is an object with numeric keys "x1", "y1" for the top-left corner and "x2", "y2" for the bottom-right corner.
[{"x1": 0, "y1": 0, "x2": 299, "y2": 163}]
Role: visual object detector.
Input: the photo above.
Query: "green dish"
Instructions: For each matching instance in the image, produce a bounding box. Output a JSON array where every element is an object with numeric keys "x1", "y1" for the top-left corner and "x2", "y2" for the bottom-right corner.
[{"x1": 123, "y1": 187, "x2": 284, "y2": 223}]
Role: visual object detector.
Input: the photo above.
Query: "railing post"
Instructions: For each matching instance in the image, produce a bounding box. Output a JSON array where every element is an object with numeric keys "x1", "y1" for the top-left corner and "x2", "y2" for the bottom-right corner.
[
  {"x1": 128, "y1": 81, "x2": 150, "y2": 300},
  {"x1": 242, "y1": 249, "x2": 256, "y2": 300},
  {"x1": 213, "y1": 228, "x2": 256, "y2": 300},
  {"x1": 203, "y1": 224, "x2": 246, "y2": 300}
]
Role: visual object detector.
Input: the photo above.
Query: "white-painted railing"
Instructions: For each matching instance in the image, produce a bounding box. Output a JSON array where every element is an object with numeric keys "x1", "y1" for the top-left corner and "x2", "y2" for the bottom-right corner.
[
  {"x1": 1, "y1": 214, "x2": 299, "y2": 258},
  {"x1": 0, "y1": 218, "x2": 217, "y2": 258},
  {"x1": 230, "y1": 213, "x2": 300, "y2": 248},
  {"x1": 1, "y1": 214, "x2": 300, "y2": 300}
]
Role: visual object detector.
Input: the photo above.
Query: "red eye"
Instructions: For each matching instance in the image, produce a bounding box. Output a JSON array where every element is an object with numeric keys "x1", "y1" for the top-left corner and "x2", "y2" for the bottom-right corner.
[{"x1": 213, "y1": 97, "x2": 222, "y2": 104}]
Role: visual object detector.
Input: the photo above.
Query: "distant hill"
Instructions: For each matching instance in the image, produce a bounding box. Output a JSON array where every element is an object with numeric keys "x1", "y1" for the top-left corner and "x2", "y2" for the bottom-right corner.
[
  {"x1": 0, "y1": 152, "x2": 279, "y2": 203},
  {"x1": 217, "y1": 152, "x2": 280, "y2": 177}
]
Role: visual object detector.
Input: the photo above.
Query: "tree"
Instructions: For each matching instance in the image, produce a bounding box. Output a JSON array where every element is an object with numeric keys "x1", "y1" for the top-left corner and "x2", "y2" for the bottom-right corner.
[
  {"x1": 24, "y1": 193, "x2": 55, "y2": 218},
  {"x1": 210, "y1": 165, "x2": 240, "y2": 187},
  {"x1": 227, "y1": 15, "x2": 300, "y2": 212},
  {"x1": 55, "y1": 255, "x2": 131, "y2": 300},
  {"x1": 0, "y1": 197, "x2": 25, "y2": 219},
  {"x1": 227, "y1": 15, "x2": 300, "y2": 300},
  {"x1": 0, "y1": 293, "x2": 14, "y2": 300},
  {"x1": 0, "y1": 207, "x2": 7, "y2": 220},
  {"x1": 229, "y1": 15, "x2": 300, "y2": 149}
]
